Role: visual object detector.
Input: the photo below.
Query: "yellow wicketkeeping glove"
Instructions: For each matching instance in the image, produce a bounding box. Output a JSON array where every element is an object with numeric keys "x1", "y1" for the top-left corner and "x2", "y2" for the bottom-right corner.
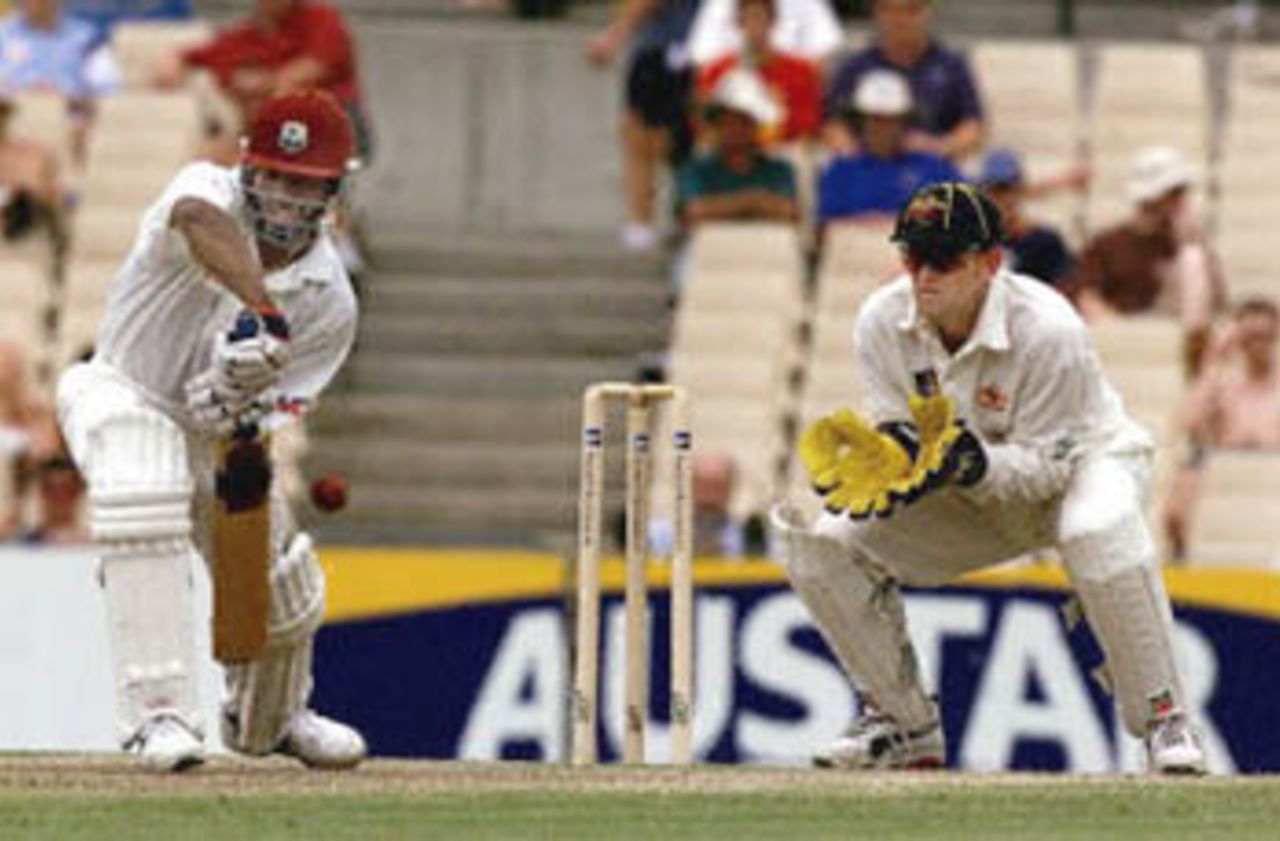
[
  {"x1": 799, "y1": 408, "x2": 913, "y2": 518},
  {"x1": 890, "y1": 393, "x2": 987, "y2": 500},
  {"x1": 908, "y1": 394, "x2": 962, "y2": 477}
]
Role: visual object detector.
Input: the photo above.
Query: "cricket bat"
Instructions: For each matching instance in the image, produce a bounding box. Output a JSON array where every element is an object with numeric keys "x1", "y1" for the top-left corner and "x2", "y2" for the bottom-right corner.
[{"x1": 210, "y1": 313, "x2": 273, "y2": 663}]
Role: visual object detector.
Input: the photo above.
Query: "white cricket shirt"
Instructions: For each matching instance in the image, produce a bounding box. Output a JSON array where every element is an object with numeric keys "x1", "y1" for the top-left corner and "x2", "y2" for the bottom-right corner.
[
  {"x1": 92, "y1": 162, "x2": 358, "y2": 424},
  {"x1": 853, "y1": 269, "x2": 1151, "y2": 504}
]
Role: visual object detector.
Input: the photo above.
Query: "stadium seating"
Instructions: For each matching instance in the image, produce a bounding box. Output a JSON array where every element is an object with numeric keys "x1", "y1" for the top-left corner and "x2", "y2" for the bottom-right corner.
[
  {"x1": 68, "y1": 203, "x2": 143, "y2": 263},
  {"x1": 1089, "y1": 317, "x2": 1183, "y2": 443},
  {"x1": 110, "y1": 21, "x2": 214, "y2": 90},
  {"x1": 971, "y1": 39, "x2": 1084, "y2": 241},
  {"x1": 10, "y1": 93, "x2": 70, "y2": 162},
  {"x1": 85, "y1": 92, "x2": 201, "y2": 174},
  {"x1": 653, "y1": 223, "x2": 805, "y2": 521},
  {"x1": 815, "y1": 222, "x2": 900, "y2": 312},
  {"x1": 1087, "y1": 44, "x2": 1208, "y2": 232},
  {"x1": 1219, "y1": 46, "x2": 1280, "y2": 298},
  {"x1": 1189, "y1": 451, "x2": 1280, "y2": 568}
]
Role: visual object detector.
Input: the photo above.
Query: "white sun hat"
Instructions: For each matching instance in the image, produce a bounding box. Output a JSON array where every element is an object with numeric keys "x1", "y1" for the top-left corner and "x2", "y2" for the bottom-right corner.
[
  {"x1": 852, "y1": 69, "x2": 913, "y2": 117},
  {"x1": 1127, "y1": 146, "x2": 1196, "y2": 204},
  {"x1": 709, "y1": 68, "x2": 782, "y2": 126}
]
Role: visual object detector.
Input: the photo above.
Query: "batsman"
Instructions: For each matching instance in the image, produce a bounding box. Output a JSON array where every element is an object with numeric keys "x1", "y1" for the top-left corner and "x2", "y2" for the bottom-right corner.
[
  {"x1": 56, "y1": 90, "x2": 365, "y2": 772},
  {"x1": 775, "y1": 182, "x2": 1207, "y2": 775}
]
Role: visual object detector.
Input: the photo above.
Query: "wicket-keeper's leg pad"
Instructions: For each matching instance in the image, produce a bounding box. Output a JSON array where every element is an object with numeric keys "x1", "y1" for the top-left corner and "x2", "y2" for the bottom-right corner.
[
  {"x1": 770, "y1": 504, "x2": 937, "y2": 733},
  {"x1": 222, "y1": 530, "x2": 325, "y2": 755},
  {"x1": 82, "y1": 402, "x2": 203, "y2": 746},
  {"x1": 1057, "y1": 457, "x2": 1185, "y2": 737}
]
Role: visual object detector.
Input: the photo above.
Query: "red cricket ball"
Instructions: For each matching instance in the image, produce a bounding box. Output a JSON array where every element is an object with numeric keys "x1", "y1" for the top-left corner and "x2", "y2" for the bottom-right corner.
[{"x1": 310, "y1": 474, "x2": 348, "y2": 513}]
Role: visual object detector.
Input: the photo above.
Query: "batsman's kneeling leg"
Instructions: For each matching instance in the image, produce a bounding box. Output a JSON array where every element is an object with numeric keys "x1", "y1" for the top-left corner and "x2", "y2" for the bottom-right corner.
[
  {"x1": 221, "y1": 530, "x2": 326, "y2": 755},
  {"x1": 771, "y1": 504, "x2": 937, "y2": 734},
  {"x1": 83, "y1": 404, "x2": 204, "y2": 748}
]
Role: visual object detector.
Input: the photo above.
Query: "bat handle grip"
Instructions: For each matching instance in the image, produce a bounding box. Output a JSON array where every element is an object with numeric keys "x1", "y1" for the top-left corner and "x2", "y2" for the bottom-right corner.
[
  {"x1": 228, "y1": 310, "x2": 260, "y2": 342},
  {"x1": 232, "y1": 421, "x2": 260, "y2": 442}
]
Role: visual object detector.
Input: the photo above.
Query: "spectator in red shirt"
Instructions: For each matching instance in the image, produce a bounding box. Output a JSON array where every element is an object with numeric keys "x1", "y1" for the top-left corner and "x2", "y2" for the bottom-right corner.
[
  {"x1": 154, "y1": 0, "x2": 371, "y2": 277},
  {"x1": 153, "y1": 0, "x2": 370, "y2": 163},
  {"x1": 696, "y1": 0, "x2": 821, "y2": 145}
]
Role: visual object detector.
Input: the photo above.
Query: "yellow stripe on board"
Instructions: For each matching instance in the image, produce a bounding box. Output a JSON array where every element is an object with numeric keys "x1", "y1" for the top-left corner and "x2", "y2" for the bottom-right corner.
[
  {"x1": 319, "y1": 548, "x2": 564, "y2": 622},
  {"x1": 319, "y1": 548, "x2": 1280, "y2": 623},
  {"x1": 319, "y1": 548, "x2": 787, "y2": 623},
  {"x1": 961, "y1": 565, "x2": 1280, "y2": 621}
]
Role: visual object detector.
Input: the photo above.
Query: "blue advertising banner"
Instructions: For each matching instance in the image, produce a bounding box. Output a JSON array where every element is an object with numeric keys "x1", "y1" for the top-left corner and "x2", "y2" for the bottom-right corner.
[{"x1": 312, "y1": 549, "x2": 1279, "y2": 773}]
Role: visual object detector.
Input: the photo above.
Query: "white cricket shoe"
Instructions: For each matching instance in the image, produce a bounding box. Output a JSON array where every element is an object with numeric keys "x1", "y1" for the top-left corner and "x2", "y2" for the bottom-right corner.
[
  {"x1": 1145, "y1": 715, "x2": 1207, "y2": 775},
  {"x1": 814, "y1": 713, "x2": 945, "y2": 770},
  {"x1": 133, "y1": 715, "x2": 205, "y2": 773},
  {"x1": 274, "y1": 710, "x2": 367, "y2": 770}
]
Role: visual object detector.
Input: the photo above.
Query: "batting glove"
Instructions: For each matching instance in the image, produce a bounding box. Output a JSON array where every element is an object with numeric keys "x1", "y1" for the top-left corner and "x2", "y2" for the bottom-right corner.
[
  {"x1": 213, "y1": 306, "x2": 291, "y2": 393},
  {"x1": 185, "y1": 369, "x2": 278, "y2": 439}
]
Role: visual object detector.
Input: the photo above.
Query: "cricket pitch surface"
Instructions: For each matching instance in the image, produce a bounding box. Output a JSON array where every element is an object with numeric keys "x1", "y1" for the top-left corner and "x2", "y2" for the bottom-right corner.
[{"x1": 0, "y1": 755, "x2": 1277, "y2": 839}]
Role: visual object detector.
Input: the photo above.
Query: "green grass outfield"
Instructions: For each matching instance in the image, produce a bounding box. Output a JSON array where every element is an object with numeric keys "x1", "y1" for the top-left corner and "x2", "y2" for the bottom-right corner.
[{"x1": 1, "y1": 756, "x2": 1278, "y2": 840}]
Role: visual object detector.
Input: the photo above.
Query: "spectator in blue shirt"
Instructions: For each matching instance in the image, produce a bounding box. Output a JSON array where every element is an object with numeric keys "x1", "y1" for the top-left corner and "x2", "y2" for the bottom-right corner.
[
  {"x1": 0, "y1": 0, "x2": 115, "y2": 99},
  {"x1": 66, "y1": 1, "x2": 194, "y2": 50},
  {"x1": 817, "y1": 69, "x2": 959, "y2": 226},
  {"x1": 978, "y1": 147, "x2": 1075, "y2": 288},
  {"x1": 0, "y1": 0, "x2": 119, "y2": 163},
  {"x1": 823, "y1": 0, "x2": 984, "y2": 160}
]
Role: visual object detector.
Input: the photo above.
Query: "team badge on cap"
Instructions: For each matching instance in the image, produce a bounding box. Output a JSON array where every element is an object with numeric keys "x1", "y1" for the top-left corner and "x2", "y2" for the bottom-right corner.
[
  {"x1": 278, "y1": 120, "x2": 310, "y2": 154},
  {"x1": 903, "y1": 191, "x2": 947, "y2": 227}
]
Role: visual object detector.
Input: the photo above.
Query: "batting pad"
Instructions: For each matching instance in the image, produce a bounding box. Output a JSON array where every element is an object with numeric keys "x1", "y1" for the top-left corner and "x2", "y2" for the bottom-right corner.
[
  {"x1": 771, "y1": 505, "x2": 937, "y2": 733},
  {"x1": 1056, "y1": 457, "x2": 1185, "y2": 736},
  {"x1": 222, "y1": 531, "x2": 326, "y2": 755},
  {"x1": 1071, "y1": 565, "x2": 1185, "y2": 738},
  {"x1": 83, "y1": 405, "x2": 202, "y2": 745}
]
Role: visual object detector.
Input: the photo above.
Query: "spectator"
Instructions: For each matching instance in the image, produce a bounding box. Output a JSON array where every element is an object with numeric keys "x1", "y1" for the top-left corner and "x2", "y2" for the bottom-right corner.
[
  {"x1": 18, "y1": 407, "x2": 87, "y2": 545},
  {"x1": 0, "y1": 0, "x2": 119, "y2": 164},
  {"x1": 816, "y1": 70, "x2": 959, "y2": 226},
  {"x1": 823, "y1": 0, "x2": 984, "y2": 160},
  {"x1": 676, "y1": 68, "x2": 797, "y2": 229},
  {"x1": 1067, "y1": 146, "x2": 1226, "y2": 375},
  {"x1": 0, "y1": 342, "x2": 33, "y2": 539},
  {"x1": 66, "y1": 1, "x2": 194, "y2": 48},
  {"x1": 977, "y1": 147, "x2": 1074, "y2": 288},
  {"x1": 19, "y1": 453, "x2": 86, "y2": 544},
  {"x1": 587, "y1": 0, "x2": 700, "y2": 253},
  {"x1": 696, "y1": 0, "x2": 823, "y2": 146},
  {"x1": 154, "y1": 0, "x2": 370, "y2": 165},
  {"x1": 1162, "y1": 297, "x2": 1280, "y2": 561},
  {"x1": 649, "y1": 453, "x2": 761, "y2": 558},
  {"x1": 0, "y1": 91, "x2": 65, "y2": 240},
  {"x1": 686, "y1": 0, "x2": 843, "y2": 70}
]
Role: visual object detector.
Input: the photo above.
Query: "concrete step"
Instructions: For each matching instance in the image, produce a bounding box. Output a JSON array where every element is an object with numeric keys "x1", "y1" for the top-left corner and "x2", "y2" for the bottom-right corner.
[
  {"x1": 368, "y1": 230, "x2": 667, "y2": 279},
  {"x1": 356, "y1": 311, "x2": 669, "y2": 356},
  {"x1": 309, "y1": 393, "x2": 581, "y2": 441},
  {"x1": 308, "y1": 479, "x2": 579, "y2": 537},
  {"x1": 311, "y1": 440, "x2": 579, "y2": 486},
  {"x1": 365, "y1": 275, "x2": 670, "y2": 320},
  {"x1": 343, "y1": 353, "x2": 642, "y2": 396}
]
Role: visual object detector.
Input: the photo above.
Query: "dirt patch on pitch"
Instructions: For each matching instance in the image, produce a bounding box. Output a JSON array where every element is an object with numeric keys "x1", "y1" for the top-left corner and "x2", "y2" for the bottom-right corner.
[{"x1": 0, "y1": 755, "x2": 1252, "y2": 800}]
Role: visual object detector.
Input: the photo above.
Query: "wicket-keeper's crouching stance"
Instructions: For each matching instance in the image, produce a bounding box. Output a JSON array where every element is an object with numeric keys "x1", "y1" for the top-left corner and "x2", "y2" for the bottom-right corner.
[
  {"x1": 55, "y1": 91, "x2": 366, "y2": 772},
  {"x1": 774, "y1": 182, "x2": 1206, "y2": 775}
]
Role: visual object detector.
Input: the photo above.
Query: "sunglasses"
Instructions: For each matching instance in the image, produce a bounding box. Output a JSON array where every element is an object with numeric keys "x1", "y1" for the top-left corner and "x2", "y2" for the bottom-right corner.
[{"x1": 901, "y1": 245, "x2": 967, "y2": 274}]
